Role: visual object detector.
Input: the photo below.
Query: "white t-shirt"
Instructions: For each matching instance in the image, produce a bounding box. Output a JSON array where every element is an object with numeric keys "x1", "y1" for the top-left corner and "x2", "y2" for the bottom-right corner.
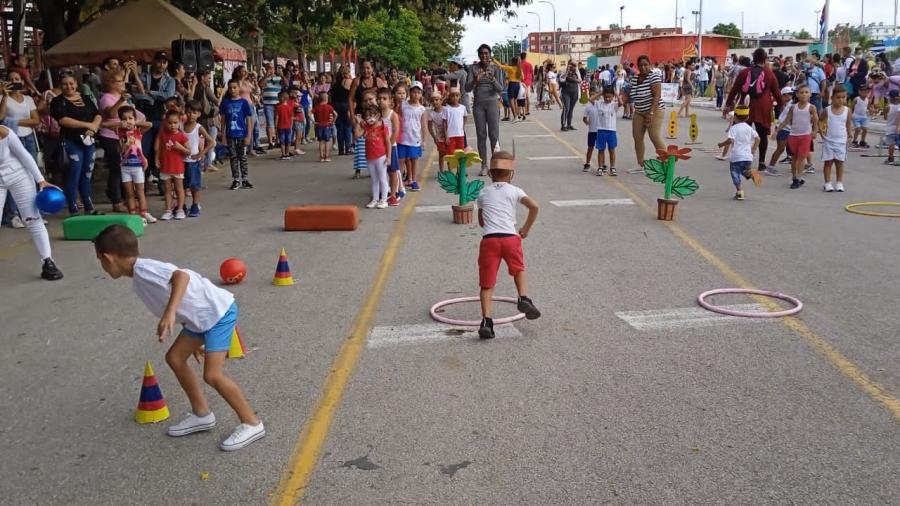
[
  {"x1": 183, "y1": 123, "x2": 201, "y2": 161},
  {"x1": 853, "y1": 96, "x2": 868, "y2": 119},
  {"x1": 727, "y1": 122, "x2": 759, "y2": 163},
  {"x1": 596, "y1": 101, "x2": 617, "y2": 131},
  {"x1": 887, "y1": 103, "x2": 900, "y2": 131},
  {"x1": 444, "y1": 104, "x2": 467, "y2": 137},
  {"x1": 476, "y1": 182, "x2": 527, "y2": 236},
  {"x1": 546, "y1": 70, "x2": 558, "y2": 84},
  {"x1": 4, "y1": 94, "x2": 36, "y2": 137},
  {"x1": 582, "y1": 101, "x2": 602, "y2": 133},
  {"x1": 399, "y1": 101, "x2": 426, "y2": 146},
  {"x1": 132, "y1": 258, "x2": 235, "y2": 333},
  {"x1": 517, "y1": 84, "x2": 527, "y2": 101}
]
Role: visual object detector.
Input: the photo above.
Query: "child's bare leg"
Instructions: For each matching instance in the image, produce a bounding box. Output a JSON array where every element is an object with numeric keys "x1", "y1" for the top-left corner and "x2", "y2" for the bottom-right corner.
[
  {"x1": 768, "y1": 140, "x2": 785, "y2": 166},
  {"x1": 165, "y1": 334, "x2": 210, "y2": 415},
  {"x1": 513, "y1": 271, "x2": 529, "y2": 298},
  {"x1": 163, "y1": 178, "x2": 174, "y2": 210},
  {"x1": 480, "y1": 286, "x2": 494, "y2": 318},
  {"x1": 823, "y1": 160, "x2": 833, "y2": 182},
  {"x1": 191, "y1": 187, "x2": 201, "y2": 205},
  {"x1": 835, "y1": 161, "x2": 844, "y2": 182},
  {"x1": 608, "y1": 148, "x2": 616, "y2": 167},
  {"x1": 174, "y1": 179, "x2": 185, "y2": 210},
  {"x1": 202, "y1": 351, "x2": 259, "y2": 425},
  {"x1": 390, "y1": 170, "x2": 399, "y2": 196},
  {"x1": 585, "y1": 146, "x2": 594, "y2": 166},
  {"x1": 597, "y1": 149, "x2": 606, "y2": 168},
  {"x1": 124, "y1": 183, "x2": 136, "y2": 212},
  {"x1": 888, "y1": 144, "x2": 895, "y2": 160},
  {"x1": 135, "y1": 183, "x2": 147, "y2": 212},
  {"x1": 852, "y1": 127, "x2": 860, "y2": 143},
  {"x1": 409, "y1": 158, "x2": 418, "y2": 182},
  {"x1": 860, "y1": 127, "x2": 868, "y2": 144}
]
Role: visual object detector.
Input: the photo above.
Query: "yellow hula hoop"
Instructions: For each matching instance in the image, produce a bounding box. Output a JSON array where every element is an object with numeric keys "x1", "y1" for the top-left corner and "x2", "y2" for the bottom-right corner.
[{"x1": 844, "y1": 202, "x2": 900, "y2": 218}]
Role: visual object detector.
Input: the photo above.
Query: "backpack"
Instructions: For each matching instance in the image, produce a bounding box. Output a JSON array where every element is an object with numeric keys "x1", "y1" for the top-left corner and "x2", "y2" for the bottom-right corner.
[{"x1": 742, "y1": 66, "x2": 766, "y2": 98}]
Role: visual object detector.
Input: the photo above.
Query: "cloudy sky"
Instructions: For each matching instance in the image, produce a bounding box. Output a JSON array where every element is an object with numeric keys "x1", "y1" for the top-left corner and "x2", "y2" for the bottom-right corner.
[{"x1": 459, "y1": 0, "x2": 897, "y2": 59}]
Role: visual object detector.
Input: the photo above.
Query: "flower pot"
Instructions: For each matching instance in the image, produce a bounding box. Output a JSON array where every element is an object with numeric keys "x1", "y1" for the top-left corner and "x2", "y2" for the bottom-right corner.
[
  {"x1": 452, "y1": 204, "x2": 474, "y2": 224},
  {"x1": 657, "y1": 198, "x2": 679, "y2": 221}
]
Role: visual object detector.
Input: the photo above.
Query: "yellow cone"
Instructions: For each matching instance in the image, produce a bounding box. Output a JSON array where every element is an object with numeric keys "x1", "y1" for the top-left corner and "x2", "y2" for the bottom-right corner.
[
  {"x1": 227, "y1": 328, "x2": 246, "y2": 359},
  {"x1": 135, "y1": 361, "x2": 170, "y2": 424}
]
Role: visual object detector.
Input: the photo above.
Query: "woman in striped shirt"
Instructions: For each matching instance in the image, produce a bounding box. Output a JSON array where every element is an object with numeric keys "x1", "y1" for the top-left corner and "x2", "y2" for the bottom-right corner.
[{"x1": 626, "y1": 55, "x2": 666, "y2": 168}]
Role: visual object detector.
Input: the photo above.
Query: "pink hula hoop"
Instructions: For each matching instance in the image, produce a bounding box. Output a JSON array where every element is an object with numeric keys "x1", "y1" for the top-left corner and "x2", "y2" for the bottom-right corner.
[
  {"x1": 698, "y1": 288, "x2": 803, "y2": 318},
  {"x1": 430, "y1": 296, "x2": 526, "y2": 327}
]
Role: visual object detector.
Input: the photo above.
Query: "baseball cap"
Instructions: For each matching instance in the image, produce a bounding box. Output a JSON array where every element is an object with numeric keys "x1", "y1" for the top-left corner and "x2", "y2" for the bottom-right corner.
[
  {"x1": 890, "y1": 90, "x2": 900, "y2": 98},
  {"x1": 781, "y1": 86, "x2": 795, "y2": 95},
  {"x1": 447, "y1": 56, "x2": 463, "y2": 65},
  {"x1": 410, "y1": 81, "x2": 423, "y2": 90},
  {"x1": 153, "y1": 50, "x2": 168, "y2": 61}
]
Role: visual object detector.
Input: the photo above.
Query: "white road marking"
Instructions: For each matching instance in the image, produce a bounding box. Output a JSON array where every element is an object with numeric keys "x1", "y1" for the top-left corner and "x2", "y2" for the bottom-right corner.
[
  {"x1": 550, "y1": 198, "x2": 635, "y2": 207},
  {"x1": 527, "y1": 155, "x2": 581, "y2": 160},
  {"x1": 616, "y1": 304, "x2": 773, "y2": 330},
  {"x1": 514, "y1": 134, "x2": 553, "y2": 138},
  {"x1": 367, "y1": 323, "x2": 522, "y2": 349},
  {"x1": 416, "y1": 205, "x2": 453, "y2": 213}
]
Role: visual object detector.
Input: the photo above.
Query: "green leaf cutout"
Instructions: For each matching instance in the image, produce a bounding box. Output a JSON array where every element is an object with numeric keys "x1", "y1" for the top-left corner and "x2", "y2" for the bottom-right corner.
[
  {"x1": 464, "y1": 179, "x2": 484, "y2": 203},
  {"x1": 670, "y1": 176, "x2": 699, "y2": 198},
  {"x1": 643, "y1": 159, "x2": 667, "y2": 183},
  {"x1": 437, "y1": 170, "x2": 460, "y2": 194}
]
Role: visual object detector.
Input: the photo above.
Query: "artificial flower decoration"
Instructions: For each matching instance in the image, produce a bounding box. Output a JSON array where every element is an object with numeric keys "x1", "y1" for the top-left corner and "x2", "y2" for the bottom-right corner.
[{"x1": 656, "y1": 145, "x2": 692, "y2": 162}]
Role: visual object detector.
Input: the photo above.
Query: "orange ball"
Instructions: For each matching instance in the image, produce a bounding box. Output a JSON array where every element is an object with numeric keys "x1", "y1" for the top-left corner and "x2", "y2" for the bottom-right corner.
[{"x1": 220, "y1": 258, "x2": 247, "y2": 285}]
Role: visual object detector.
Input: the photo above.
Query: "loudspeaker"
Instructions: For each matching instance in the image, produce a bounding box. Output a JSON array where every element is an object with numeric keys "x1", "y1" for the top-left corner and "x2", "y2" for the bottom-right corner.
[
  {"x1": 171, "y1": 39, "x2": 197, "y2": 73},
  {"x1": 196, "y1": 39, "x2": 214, "y2": 72}
]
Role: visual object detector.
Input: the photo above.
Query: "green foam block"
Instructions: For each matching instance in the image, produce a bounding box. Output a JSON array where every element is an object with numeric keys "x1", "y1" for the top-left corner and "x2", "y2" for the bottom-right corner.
[{"x1": 63, "y1": 214, "x2": 145, "y2": 241}]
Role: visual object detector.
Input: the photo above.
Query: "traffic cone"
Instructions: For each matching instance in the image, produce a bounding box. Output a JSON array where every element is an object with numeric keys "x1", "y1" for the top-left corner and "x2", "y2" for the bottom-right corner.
[
  {"x1": 135, "y1": 361, "x2": 169, "y2": 424},
  {"x1": 227, "y1": 327, "x2": 247, "y2": 359},
  {"x1": 272, "y1": 247, "x2": 295, "y2": 286}
]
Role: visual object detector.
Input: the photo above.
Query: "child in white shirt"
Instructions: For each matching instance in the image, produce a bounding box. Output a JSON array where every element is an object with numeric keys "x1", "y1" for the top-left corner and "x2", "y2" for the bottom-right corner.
[
  {"x1": 593, "y1": 88, "x2": 619, "y2": 176},
  {"x1": 717, "y1": 106, "x2": 760, "y2": 200},
  {"x1": 582, "y1": 94, "x2": 601, "y2": 172},
  {"x1": 444, "y1": 90, "x2": 467, "y2": 155},
  {"x1": 428, "y1": 92, "x2": 449, "y2": 172},
  {"x1": 819, "y1": 85, "x2": 853, "y2": 192},
  {"x1": 883, "y1": 89, "x2": 900, "y2": 164},
  {"x1": 851, "y1": 85, "x2": 871, "y2": 148}
]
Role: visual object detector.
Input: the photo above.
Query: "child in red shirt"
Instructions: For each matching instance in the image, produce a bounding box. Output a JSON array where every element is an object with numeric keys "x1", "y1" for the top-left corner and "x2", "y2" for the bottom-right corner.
[
  {"x1": 289, "y1": 87, "x2": 305, "y2": 156},
  {"x1": 353, "y1": 104, "x2": 391, "y2": 209},
  {"x1": 154, "y1": 110, "x2": 190, "y2": 220},
  {"x1": 312, "y1": 92, "x2": 336, "y2": 162},
  {"x1": 275, "y1": 91, "x2": 296, "y2": 160}
]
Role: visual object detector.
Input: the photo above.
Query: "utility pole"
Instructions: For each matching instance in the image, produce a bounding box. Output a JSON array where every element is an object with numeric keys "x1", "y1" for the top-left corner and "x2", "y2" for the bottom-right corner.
[
  {"x1": 815, "y1": 10, "x2": 820, "y2": 38},
  {"x1": 539, "y1": 1, "x2": 557, "y2": 56},
  {"x1": 527, "y1": 11, "x2": 541, "y2": 54},
  {"x1": 675, "y1": 0, "x2": 678, "y2": 29},
  {"x1": 698, "y1": 0, "x2": 703, "y2": 58}
]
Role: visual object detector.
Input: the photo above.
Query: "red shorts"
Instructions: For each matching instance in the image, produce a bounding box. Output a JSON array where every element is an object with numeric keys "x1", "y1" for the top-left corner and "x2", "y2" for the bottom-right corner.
[
  {"x1": 435, "y1": 141, "x2": 448, "y2": 157},
  {"x1": 447, "y1": 136, "x2": 465, "y2": 153},
  {"x1": 478, "y1": 235, "x2": 525, "y2": 289},
  {"x1": 787, "y1": 134, "x2": 812, "y2": 159}
]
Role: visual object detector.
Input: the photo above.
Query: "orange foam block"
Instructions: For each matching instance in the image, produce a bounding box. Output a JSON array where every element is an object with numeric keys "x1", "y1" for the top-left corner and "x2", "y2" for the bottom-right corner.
[{"x1": 284, "y1": 205, "x2": 359, "y2": 231}]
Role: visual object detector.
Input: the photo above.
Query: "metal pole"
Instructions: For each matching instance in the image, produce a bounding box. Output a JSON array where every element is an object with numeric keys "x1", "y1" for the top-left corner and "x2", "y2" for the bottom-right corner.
[
  {"x1": 861, "y1": 0, "x2": 864, "y2": 28},
  {"x1": 540, "y1": 1, "x2": 557, "y2": 56},
  {"x1": 698, "y1": 0, "x2": 703, "y2": 58},
  {"x1": 527, "y1": 11, "x2": 541, "y2": 54},
  {"x1": 675, "y1": 0, "x2": 678, "y2": 29}
]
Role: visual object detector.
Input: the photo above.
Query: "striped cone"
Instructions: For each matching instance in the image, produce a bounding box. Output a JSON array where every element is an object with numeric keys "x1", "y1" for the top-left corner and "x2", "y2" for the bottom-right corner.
[
  {"x1": 272, "y1": 247, "x2": 295, "y2": 286},
  {"x1": 135, "y1": 361, "x2": 169, "y2": 424},
  {"x1": 227, "y1": 327, "x2": 247, "y2": 359}
]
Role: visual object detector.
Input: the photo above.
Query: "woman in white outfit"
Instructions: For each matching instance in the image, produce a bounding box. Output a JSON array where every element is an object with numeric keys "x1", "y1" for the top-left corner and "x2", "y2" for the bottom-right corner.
[{"x1": 0, "y1": 126, "x2": 64, "y2": 280}]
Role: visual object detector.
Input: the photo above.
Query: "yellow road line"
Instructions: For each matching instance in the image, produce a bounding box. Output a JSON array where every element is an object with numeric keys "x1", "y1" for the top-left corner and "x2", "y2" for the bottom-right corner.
[
  {"x1": 271, "y1": 149, "x2": 438, "y2": 505},
  {"x1": 532, "y1": 117, "x2": 900, "y2": 421}
]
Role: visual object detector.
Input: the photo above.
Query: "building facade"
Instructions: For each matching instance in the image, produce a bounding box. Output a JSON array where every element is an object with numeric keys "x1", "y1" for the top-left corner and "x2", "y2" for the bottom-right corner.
[{"x1": 528, "y1": 26, "x2": 681, "y2": 63}]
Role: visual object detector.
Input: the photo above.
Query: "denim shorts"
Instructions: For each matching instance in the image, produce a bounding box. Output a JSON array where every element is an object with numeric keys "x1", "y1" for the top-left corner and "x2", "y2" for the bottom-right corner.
[
  {"x1": 852, "y1": 117, "x2": 869, "y2": 128},
  {"x1": 316, "y1": 125, "x2": 333, "y2": 141},
  {"x1": 184, "y1": 161, "x2": 202, "y2": 190},
  {"x1": 263, "y1": 105, "x2": 276, "y2": 129},
  {"x1": 181, "y1": 303, "x2": 237, "y2": 353},
  {"x1": 278, "y1": 128, "x2": 293, "y2": 146},
  {"x1": 776, "y1": 129, "x2": 791, "y2": 142},
  {"x1": 730, "y1": 160, "x2": 752, "y2": 186}
]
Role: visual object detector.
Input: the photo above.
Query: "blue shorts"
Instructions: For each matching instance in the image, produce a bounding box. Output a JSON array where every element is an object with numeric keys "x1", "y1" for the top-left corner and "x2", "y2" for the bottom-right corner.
[
  {"x1": 587, "y1": 131, "x2": 598, "y2": 148},
  {"x1": 183, "y1": 161, "x2": 202, "y2": 190},
  {"x1": 278, "y1": 128, "x2": 293, "y2": 146},
  {"x1": 502, "y1": 91, "x2": 510, "y2": 108},
  {"x1": 181, "y1": 303, "x2": 237, "y2": 352},
  {"x1": 594, "y1": 130, "x2": 618, "y2": 150},
  {"x1": 388, "y1": 145, "x2": 400, "y2": 172},
  {"x1": 730, "y1": 160, "x2": 752, "y2": 186},
  {"x1": 776, "y1": 129, "x2": 791, "y2": 142},
  {"x1": 316, "y1": 126, "x2": 333, "y2": 141},
  {"x1": 887, "y1": 133, "x2": 900, "y2": 146},
  {"x1": 293, "y1": 120, "x2": 305, "y2": 132},
  {"x1": 852, "y1": 117, "x2": 869, "y2": 129},
  {"x1": 397, "y1": 144, "x2": 422, "y2": 159}
]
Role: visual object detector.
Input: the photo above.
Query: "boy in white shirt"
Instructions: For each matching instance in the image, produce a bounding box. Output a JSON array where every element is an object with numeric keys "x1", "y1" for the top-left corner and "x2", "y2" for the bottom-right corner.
[
  {"x1": 475, "y1": 151, "x2": 540, "y2": 339},
  {"x1": 94, "y1": 225, "x2": 264, "y2": 451},
  {"x1": 427, "y1": 92, "x2": 449, "y2": 172},
  {"x1": 582, "y1": 93, "x2": 601, "y2": 172},
  {"x1": 444, "y1": 90, "x2": 467, "y2": 156},
  {"x1": 717, "y1": 106, "x2": 761, "y2": 200},
  {"x1": 593, "y1": 88, "x2": 620, "y2": 176}
]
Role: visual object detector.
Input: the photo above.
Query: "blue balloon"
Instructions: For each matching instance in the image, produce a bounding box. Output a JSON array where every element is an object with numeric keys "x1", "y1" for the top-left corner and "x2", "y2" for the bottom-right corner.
[{"x1": 35, "y1": 187, "x2": 66, "y2": 214}]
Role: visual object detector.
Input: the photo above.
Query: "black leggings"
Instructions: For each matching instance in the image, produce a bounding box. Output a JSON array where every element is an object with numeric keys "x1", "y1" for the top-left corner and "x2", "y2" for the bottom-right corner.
[
  {"x1": 754, "y1": 122, "x2": 769, "y2": 169},
  {"x1": 561, "y1": 85, "x2": 579, "y2": 127}
]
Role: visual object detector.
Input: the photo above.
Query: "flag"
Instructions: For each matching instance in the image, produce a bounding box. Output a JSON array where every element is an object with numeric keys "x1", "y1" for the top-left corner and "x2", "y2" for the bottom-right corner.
[{"x1": 819, "y1": 1, "x2": 827, "y2": 43}]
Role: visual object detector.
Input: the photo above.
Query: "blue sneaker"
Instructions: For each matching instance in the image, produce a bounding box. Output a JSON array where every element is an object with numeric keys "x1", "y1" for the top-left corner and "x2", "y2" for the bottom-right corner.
[
  {"x1": 188, "y1": 204, "x2": 200, "y2": 217},
  {"x1": 409, "y1": 181, "x2": 420, "y2": 192},
  {"x1": 397, "y1": 189, "x2": 406, "y2": 199}
]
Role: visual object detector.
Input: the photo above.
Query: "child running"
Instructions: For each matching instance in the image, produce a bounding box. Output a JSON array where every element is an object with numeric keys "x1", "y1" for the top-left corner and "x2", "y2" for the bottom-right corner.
[
  {"x1": 106, "y1": 106, "x2": 156, "y2": 223},
  {"x1": 275, "y1": 91, "x2": 295, "y2": 160},
  {"x1": 594, "y1": 87, "x2": 619, "y2": 176},
  {"x1": 476, "y1": 151, "x2": 541, "y2": 339},
  {"x1": 93, "y1": 224, "x2": 264, "y2": 451},
  {"x1": 428, "y1": 92, "x2": 448, "y2": 172},
  {"x1": 155, "y1": 110, "x2": 190, "y2": 220},
  {"x1": 219, "y1": 79, "x2": 254, "y2": 190},
  {"x1": 312, "y1": 92, "x2": 336, "y2": 162},
  {"x1": 182, "y1": 102, "x2": 214, "y2": 217},
  {"x1": 355, "y1": 103, "x2": 392, "y2": 209},
  {"x1": 777, "y1": 84, "x2": 819, "y2": 189},
  {"x1": 717, "y1": 106, "x2": 761, "y2": 200},
  {"x1": 818, "y1": 84, "x2": 852, "y2": 192},
  {"x1": 851, "y1": 85, "x2": 871, "y2": 148},
  {"x1": 398, "y1": 82, "x2": 428, "y2": 191}
]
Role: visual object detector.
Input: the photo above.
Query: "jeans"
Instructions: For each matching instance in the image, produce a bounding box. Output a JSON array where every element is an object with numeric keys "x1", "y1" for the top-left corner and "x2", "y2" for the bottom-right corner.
[
  {"x1": 20, "y1": 132, "x2": 38, "y2": 161},
  {"x1": 730, "y1": 160, "x2": 752, "y2": 186},
  {"x1": 472, "y1": 99, "x2": 500, "y2": 169},
  {"x1": 100, "y1": 136, "x2": 123, "y2": 205},
  {"x1": 698, "y1": 80, "x2": 708, "y2": 97},
  {"x1": 62, "y1": 139, "x2": 96, "y2": 214},
  {"x1": 560, "y1": 85, "x2": 579, "y2": 128},
  {"x1": 0, "y1": 170, "x2": 52, "y2": 259},
  {"x1": 227, "y1": 138, "x2": 248, "y2": 181},
  {"x1": 715, "y1": 86, "x2": 724, "y2": 108},
  {"x1": 302, "y1": 105, "x2": 311, "y2": 141},
  {"x1": 810, "y1": 94, "x2": 822, "y2": 114},
  {"x1": 205, "y1": 126, "x2": 218, "y2": 168},
  {"x1": 251, "y1": 106, "x2": 261, "y2": 150},
  {"x1": 631, "y1": 110, "x2": 666, "y2": 165},
  {"x1": 334, "y1": 104, "x2": 352, "y2": 154}
]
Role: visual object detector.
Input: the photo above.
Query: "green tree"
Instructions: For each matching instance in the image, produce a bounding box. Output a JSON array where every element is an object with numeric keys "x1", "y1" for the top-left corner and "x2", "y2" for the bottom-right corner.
[
  {"x1": 492, "y1": 39, "x2": 521, "y2": 63},
  {"x1": 712, "y1": 22, "x2": 741, "y2": 38},
  {"x1": 355, "y1": 8, "x2": 426, "y2": 69},
  {"x1": 795, "y1": 29, "x2": 812, "y2": 40},
  {"x1": 418, "y1": 11, "x2": 465, "y2": 64}
]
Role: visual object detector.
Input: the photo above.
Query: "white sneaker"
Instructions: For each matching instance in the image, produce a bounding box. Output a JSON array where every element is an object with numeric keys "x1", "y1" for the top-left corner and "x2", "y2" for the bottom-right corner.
[
  {"x1": 375, "y1": 200, "x2": 388, "y2": 209},
  {"x1": 714, "y1": 154, "x2": 727, "y2": 161},
  {"x1": 220, "y1": 422, "x2": 265, "y2": 451},
  {"x1": 835, "y1": 181, "x2": 845, "y2": 192},
  {"x1": 174, "y1": 209, "x2": 186, "y2": 220},
  {"x1": 142, "y1": 212, "x2": 158, "y2": 224},
  {"x1": 10, "y1": 216, "x2": 25, "y2": 228},
  {"x1": 365, "y1": 200, "x2": 377, "y2": 209},
  {"x1": 167, "y1": 412, "x2": 216, "y2": 437},
  {"x1": 160, "y1": 210, "x2": 174, "y2": 221},
  {"x1": 823, "y1": 181, "x2": 834, "y2": 192}
]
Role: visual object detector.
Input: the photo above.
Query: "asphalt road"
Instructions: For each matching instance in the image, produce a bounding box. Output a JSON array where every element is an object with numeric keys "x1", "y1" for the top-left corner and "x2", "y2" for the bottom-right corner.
[{"x1": 1, "y1": 99, "x2": 898, "y2": 505}]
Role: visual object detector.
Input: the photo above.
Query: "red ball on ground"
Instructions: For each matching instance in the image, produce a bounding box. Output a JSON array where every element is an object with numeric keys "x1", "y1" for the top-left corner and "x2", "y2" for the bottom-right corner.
[{"x1": 220, "y1": 258, "x2": 247, "y2": 285}]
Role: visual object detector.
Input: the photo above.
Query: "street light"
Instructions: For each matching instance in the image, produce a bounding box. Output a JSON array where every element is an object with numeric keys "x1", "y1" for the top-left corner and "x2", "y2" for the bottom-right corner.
[
  {"x1": 539, "y1": 0, "x2": 557, "y2": 56},
  {"x1": 527, "y1": 11, "x2": 542, "y2": 54},
  {"x1": 691, "y1": 10, "x2": 699, "y2": 34},
  {"x1": 620, "y1": 5, "x2": 625, "y2": 39}
]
